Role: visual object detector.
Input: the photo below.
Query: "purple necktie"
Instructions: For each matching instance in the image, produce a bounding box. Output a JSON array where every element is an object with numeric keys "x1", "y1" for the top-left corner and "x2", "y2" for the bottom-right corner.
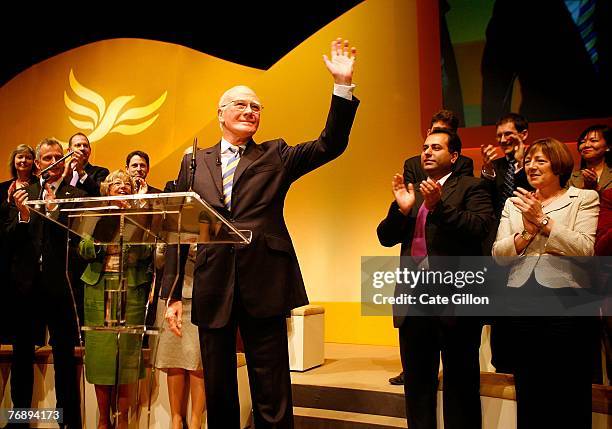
[
  {"x1": 70, "y1": 170, "x2": 79, "y2": 186},
  {"x1": 411, "y1": 202, "x2": 429, "y2": 263}
]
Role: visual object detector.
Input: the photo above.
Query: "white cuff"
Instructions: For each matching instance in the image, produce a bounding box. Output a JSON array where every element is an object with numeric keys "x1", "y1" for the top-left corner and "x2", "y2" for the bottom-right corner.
[{"x1": 333, "y1": 83, "x2": 355, "y2": 100}]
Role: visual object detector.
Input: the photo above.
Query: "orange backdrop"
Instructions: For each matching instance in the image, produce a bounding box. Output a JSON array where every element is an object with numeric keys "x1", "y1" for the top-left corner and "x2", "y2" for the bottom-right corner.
[{"x1": 0, "y1": 0, "x2": 426, "y2": 346}]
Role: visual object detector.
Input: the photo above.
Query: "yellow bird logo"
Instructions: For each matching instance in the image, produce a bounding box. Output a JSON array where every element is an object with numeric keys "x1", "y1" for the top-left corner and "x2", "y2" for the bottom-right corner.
[{"x1": 64, "y1": 69, "x2": 167, "y2": 143}]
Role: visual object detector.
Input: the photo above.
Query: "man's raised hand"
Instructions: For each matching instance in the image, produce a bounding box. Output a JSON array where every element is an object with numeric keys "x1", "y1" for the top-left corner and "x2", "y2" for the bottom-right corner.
[{"x1": 323, "y1": 38, "x2": 356, "y2": 85}]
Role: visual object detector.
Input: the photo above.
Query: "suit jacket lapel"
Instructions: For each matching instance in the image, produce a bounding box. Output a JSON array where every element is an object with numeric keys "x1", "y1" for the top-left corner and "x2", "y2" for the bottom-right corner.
[
  {"x1": 203, "y1": 143, "x2": 223, "y2": 196},
  {"x1": 232, "y1": 140, "x2": 263, "y2": 189},
  {"x1": 599, "y1": 165, "x2": 612, "y2": 191},
  {"x1": 440, "y1": 176, "x2": 459, "y2": 204},
  {"x1": 55, "y1": 182, "x2": 73, "y2": 198},
  {"x1": 544, "y1": 187, "x2": 575, "y2": 213}
]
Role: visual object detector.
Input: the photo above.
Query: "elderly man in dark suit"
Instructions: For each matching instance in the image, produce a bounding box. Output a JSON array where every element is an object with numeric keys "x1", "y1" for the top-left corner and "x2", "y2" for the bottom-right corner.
[
  {"x1": 164, "y1": 38, "x2": 359, "y2": 428},
  {"x1": 378, "y1": 129, "x2": 494, "y2": 429},
  {"x1": 9, "y1": 138, "x2": 86, "y2": 428},
  {"x1": 65, "y1": 132, "x2": 109, "y2": 196}
]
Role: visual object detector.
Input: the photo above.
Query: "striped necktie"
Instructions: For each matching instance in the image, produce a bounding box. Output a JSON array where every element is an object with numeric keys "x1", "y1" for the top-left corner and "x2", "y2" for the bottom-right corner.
[
  {"x1": 222, "y1": 146, "x2": 241, "y2": 210},
  {"x1": 578, "y1": 0, "x2": 599, "y2": 67},
  {"x1": 499, "y1": 158, "x2": 516, "y2": 215}
]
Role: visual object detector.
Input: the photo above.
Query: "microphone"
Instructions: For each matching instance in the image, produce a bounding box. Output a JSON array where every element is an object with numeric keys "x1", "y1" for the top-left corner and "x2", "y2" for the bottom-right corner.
[
  {"x1": 189, "y1": 138, "x2": 198, "y2": 191},
  {"x1": 39, "y1": 150, "x2": 74, "y2": 176},
  {"x1": 191, "y1": 137, "x2": 197, "y2": 167},
  {"x1": 216, "y1": 156, "x2": 221, "y2": 166}
]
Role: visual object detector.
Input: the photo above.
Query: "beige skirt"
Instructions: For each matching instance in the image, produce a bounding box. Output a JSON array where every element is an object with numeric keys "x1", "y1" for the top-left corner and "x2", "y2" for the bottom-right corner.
[{"x1": 154, "y1": 298, "x2": 203, "y2": 371}]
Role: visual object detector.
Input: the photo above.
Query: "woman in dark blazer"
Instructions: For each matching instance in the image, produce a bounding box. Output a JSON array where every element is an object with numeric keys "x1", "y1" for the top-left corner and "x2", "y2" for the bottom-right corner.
[{"x1": 1, "y1": 144, "x2": 37, "y2": 344}]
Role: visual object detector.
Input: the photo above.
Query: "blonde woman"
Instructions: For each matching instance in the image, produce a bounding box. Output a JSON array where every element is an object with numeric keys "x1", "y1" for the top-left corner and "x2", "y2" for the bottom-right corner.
[{"x1": 80, "y1": 170, "x2": 152, "y2": 428}]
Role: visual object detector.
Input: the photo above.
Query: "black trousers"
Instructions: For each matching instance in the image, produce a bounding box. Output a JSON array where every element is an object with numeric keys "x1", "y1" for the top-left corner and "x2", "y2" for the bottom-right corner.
[
  {"x1": 11, "y1": 286, "x2": 82, "y2": 428},
  {"x1": 490, "y1": 319, "x2": 515, "y2": 373},
  {"x1": 198, "y1": 294, "x2": 293, "y2": 429},
  {"x1": 504, "y1": 278, "x2": 596, "y2": 429},
  {"x1": 399, "y1": 316, "x2": 482, "y2": 429},
  {"x1": 509, "y1": 316, "x2": 595, "y2": 429}
]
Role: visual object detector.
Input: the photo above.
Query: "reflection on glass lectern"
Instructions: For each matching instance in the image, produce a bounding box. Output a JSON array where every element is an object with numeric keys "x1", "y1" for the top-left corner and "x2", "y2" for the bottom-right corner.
[{"x1": 25, "y1": 191, "x2": 250, "y2": 428}]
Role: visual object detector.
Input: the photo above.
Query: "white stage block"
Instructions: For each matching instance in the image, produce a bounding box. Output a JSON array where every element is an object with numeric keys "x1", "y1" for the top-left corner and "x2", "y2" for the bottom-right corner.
[{"x1": 287, "y1": 305, "x2": 325, "y2": 371}]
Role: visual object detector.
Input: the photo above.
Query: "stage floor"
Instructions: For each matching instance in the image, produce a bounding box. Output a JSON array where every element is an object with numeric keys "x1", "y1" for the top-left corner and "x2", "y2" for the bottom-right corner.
[
  {"x1": 291, "y1": 343, "x2": 403, "y2": 394},
  {"x1": 291, "y1": 343, "x2": 408, "y2": 428},
  {"x1": 290, "y1": 343, "x2": 611, "y2": 429}
]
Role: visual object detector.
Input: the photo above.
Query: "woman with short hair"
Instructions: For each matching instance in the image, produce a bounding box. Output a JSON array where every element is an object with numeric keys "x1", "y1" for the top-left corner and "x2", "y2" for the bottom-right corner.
[
  {"x1": 493, "y1": 137, "x2": 600, "y2": 428},
  {"x1": 80, "y1": 169, "x2": 152, "y2": 429},
  {"x1": 568, "y1": 124, "x2": 612, "y2": 192}
]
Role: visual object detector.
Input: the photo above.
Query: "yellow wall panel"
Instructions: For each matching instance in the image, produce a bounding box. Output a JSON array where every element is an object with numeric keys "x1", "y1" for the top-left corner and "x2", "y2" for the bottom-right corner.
[{"x1": 0, "y1": 0, "x2": 421, "y2": 345}]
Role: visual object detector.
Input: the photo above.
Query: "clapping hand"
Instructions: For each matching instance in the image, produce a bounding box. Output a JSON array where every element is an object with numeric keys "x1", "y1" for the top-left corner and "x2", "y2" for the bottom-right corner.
[
  {"x1": 392, "y1": 174, "x2": 415, "y2": 215},
  {"x1": 419, "y1": 178, "x2": 442, "y2": 210},
  {"x1": 480, "y1": 144, "x2": 498, "y2": 176},
  {"x1": 12, "y1": 189, "x2": 30, "y2": 222},
  {"x1": 581, "y1": 168, "x2": 598, "y2": 190},
  {"x1": 510, "y1": 187, "x2": 542, "y2": 233}
]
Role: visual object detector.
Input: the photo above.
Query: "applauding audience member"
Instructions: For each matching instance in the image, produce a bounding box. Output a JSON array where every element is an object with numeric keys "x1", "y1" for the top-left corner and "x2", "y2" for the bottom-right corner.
[{"x1": 568, "y1": 124, "x2": 612, "y2": 192}]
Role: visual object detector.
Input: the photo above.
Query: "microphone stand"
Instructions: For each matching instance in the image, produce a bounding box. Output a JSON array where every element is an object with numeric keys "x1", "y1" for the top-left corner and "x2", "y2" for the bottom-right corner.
[
  {"x1": 38, "y1": 171, "x2": 51, "y2": 201},
  {"x1": 189, "y1": 138, "x2": 197, "y2": 191}
]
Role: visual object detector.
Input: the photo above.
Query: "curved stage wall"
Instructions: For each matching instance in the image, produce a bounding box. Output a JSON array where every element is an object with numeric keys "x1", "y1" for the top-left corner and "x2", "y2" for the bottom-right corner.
[{"x1": 1, "y1": 0, "x2": 608, "y2": 346}]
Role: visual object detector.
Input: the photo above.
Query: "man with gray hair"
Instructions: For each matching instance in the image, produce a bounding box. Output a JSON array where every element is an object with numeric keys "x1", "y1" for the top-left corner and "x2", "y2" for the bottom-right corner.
[
  {"x1": 9, "y1": 137, "x2": 86, "y2": 428},
  {"x1": 164, "y1": 38, "x2": 359, "y2": 428}
]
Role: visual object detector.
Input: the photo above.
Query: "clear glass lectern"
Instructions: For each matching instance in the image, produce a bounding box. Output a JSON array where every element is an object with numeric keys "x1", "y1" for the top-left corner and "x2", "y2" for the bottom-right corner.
[{"x1": 26, "y1": 191, "x2": 250, "y2": 428}]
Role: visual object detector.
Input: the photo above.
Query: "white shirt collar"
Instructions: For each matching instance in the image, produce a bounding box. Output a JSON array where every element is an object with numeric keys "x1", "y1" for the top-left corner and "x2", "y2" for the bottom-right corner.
[
  {"x1": 430, "y1": 171, "x2": 453, "y2": 186},
  {"x1": 220, "y1": 138, "x2": 246, "y2": 154},
  {"x1": 41, "y1": 176, "x2": 63, "y2": 191}
]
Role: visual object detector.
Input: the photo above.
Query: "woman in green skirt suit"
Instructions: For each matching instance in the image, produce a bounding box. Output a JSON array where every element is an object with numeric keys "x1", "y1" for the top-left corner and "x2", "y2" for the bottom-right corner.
[{"x1": 79, "y1": 169, "x2": 152, "y2": 429}]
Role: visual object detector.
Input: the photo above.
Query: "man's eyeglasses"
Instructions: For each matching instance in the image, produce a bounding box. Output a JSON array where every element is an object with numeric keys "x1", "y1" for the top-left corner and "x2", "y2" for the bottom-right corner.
[{"x1": 220, "y1": 99, "x2": 263, "y2": 114}]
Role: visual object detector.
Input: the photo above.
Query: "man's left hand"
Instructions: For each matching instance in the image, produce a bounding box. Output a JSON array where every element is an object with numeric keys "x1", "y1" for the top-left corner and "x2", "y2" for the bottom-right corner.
[
  {"x1": 420, "y1": 178, "x2": 442, "y2": 210},
  {"x1": 514, "y1": 140, "x2": 526, "y2": 165},
  {"x1": 323, "y1": 38, "x2": 356, "y2": 85},
  {"x1": 134, "y1": 177, "x2": 148, "y2": 194},
  {"x1": 71, "y1": 149, "x2": 87, "y2": 175}
]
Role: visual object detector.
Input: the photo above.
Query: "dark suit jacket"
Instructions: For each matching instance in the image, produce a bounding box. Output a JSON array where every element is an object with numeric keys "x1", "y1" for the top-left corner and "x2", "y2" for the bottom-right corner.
[
  {"x1": 6, "y1": 181, "x2": 86, "y2": 300},
  {"x1": 377, "y1": 175, "x2": 494, "y2": 326},
  {"x1": 66, "y1": 162, "x2": 110, "y2": 197},
  {"x1": 0, "y1": 180, "x2": 13, "y2": 341},
  {"x1": 403, "y1": 154, "x2": 473, "y2": 184},
  {"x1": 146, "y1": 185, "x2": 162, "y2": 194},
  {"x1": 168, "y1": 95, "x2": 359, "y2": 328},
  {"x1": 481, "y1": 0, "x2": 612, "y2": 124},
  {"x1": 484, "y1": 156, "x2": 531, "y2": 219}
]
